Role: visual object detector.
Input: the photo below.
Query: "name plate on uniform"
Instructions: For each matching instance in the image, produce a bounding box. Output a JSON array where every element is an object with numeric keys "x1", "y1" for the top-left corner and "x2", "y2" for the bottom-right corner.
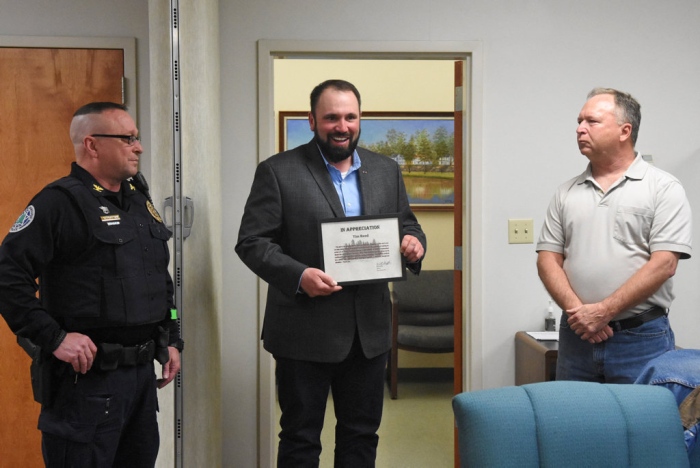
[{"x1": 319, "y1": 214, "x2": 406, "y2": 286}]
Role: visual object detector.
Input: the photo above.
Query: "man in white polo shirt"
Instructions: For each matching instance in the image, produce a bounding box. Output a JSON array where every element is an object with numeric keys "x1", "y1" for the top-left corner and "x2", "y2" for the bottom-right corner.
[{"x1": 536, "y1": 88, "x2": 692, "y2": 383}]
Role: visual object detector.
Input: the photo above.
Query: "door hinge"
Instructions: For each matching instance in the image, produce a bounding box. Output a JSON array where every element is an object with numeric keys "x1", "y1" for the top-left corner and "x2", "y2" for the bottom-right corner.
[{"x1": 121, "y1": 77, "x2": 126, "y2": 104}]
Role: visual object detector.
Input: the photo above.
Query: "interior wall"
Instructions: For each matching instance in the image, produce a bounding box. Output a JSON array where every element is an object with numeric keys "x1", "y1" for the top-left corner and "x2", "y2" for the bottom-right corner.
[
  {"x1": 274, "y1": 60, "x2": 454, "y2": 113},
  {"x1": 175, "y1": 1, "x2": 224, "y2": 466},
  {"x1": 149, "y1": 1, "x2": 223, "y2": 467},
  {"x1": 222, "y1": 1, "x2": 700, "y2": 466},
  {"x1": 146, "y1": 3, "x2": 177, "y2": 466}
]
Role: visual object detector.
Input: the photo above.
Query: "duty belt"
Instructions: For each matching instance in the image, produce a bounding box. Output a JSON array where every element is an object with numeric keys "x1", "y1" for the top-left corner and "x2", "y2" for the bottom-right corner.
[
  {"x1": 96, "y1": 340, "x2": 158, "y2": 371},
  {"x1": 608, "y1": 306, "x2": 667, "y2": 332}
]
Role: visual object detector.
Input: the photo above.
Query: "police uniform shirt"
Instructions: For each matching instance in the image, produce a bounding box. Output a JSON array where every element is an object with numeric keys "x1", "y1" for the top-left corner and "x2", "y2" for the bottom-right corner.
[{"x1": 0, "y1": 163, "x2": 180, "y2": 352}]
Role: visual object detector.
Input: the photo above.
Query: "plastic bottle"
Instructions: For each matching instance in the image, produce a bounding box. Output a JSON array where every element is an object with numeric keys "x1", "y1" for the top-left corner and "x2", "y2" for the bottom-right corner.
[{"x1": 544, "y1": 299, "x2": 556, "y2": 331}]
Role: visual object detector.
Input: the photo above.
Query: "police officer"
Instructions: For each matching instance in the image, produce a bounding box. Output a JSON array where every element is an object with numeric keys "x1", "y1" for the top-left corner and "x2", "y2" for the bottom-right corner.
[{"x1": 0, "y1": 102, "x2": 183, "y2": 467}]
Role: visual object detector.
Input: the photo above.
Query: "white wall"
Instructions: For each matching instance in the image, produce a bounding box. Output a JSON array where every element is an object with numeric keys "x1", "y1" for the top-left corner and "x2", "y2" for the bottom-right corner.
[{"x1": 221, "y1": 0, "x2": 700, "y2": 465}]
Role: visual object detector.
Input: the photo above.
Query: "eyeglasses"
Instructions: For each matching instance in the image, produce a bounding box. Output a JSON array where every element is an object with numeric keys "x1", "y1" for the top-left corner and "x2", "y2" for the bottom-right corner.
[{"x1": 91, "y1": 134, "x2": 141, "y2": 146}]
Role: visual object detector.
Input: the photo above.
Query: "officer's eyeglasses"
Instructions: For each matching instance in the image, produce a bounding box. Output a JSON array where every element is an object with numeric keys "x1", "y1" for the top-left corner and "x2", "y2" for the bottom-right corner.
[{"x1": 91, "y1": 134, "x2": 141, "y2": 146}]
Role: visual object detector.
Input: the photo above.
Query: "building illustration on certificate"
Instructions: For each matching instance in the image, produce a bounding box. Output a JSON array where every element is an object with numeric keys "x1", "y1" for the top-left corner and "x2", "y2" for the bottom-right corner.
[{"x1": 335, "y1": 238, "x2": 390, "y2": 263}]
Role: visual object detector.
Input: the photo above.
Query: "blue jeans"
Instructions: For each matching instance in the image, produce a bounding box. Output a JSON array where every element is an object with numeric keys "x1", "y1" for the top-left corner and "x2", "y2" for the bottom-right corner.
[
  {"x1": 635, "y1": 349, "x2": 700, "y2": 454},
  {"x1": 556, "y1": 312, "x2": 675, "y2": 383}
]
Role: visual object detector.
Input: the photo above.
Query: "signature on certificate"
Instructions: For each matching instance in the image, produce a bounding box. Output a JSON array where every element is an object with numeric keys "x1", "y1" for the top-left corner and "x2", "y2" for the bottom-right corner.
[{"x1": 376, "y1": 260, "x2": 392, "y2": 271}]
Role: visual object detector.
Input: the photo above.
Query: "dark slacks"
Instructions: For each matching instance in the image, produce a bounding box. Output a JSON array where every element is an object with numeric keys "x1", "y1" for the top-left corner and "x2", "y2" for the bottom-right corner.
[
  {"x1": 275, "y1": 336, "x2": 389, "y2": 468},
  {"x1": 39, "y1": 362, "x2": 160, "y2": 468}
]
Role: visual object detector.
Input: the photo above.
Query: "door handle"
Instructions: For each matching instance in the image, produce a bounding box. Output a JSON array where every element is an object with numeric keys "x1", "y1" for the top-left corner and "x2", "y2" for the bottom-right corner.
[{"x1": 163, "y1": 196, "x2": 194, "y2": 239}]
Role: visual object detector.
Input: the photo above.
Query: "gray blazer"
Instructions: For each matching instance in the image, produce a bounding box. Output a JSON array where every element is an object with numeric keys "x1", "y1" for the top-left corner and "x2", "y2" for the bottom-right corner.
[{"x1": 236, "y1": 141, "x2": 426, "y2": 362}]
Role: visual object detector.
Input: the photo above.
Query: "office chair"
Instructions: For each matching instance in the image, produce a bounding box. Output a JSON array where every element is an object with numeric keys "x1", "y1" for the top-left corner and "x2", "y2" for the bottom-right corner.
[{"x1": 389, "y1": 269, "x2": 454, "y2": 399}]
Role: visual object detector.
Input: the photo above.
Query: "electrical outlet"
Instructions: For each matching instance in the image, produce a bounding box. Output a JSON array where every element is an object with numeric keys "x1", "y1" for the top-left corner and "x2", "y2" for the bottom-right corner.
[{"x1": 508, "y1": 219, "x2": 534, "y2": 244}]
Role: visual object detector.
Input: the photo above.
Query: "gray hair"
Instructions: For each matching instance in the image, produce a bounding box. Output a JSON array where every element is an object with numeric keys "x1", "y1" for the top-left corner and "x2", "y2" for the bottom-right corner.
[{"x1": 587, "y1": 88, "x2": 641, "y2": 145}]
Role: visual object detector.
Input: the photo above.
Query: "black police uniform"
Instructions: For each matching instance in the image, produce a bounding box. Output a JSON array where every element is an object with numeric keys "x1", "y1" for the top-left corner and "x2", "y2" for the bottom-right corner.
[{"x1": 0, "y1": 163, "x2": 182, "y2": 467}]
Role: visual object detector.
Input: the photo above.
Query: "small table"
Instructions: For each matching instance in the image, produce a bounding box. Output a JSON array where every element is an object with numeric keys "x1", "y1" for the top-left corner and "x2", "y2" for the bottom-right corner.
[{"x1": 515, "y1": 331, "x2": 558, "y2": 385}]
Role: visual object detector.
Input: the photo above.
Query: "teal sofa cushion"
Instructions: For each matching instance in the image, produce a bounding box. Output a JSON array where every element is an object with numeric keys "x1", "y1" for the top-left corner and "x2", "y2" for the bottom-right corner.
[{"x1": 453, "y1": 381, "x2": 690, "y2": 467}]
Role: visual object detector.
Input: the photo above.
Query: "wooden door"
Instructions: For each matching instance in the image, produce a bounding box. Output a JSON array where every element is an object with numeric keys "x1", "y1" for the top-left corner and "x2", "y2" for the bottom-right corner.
[{"x1": 0, "y1": 47, "x2": 124, "y2": 467}]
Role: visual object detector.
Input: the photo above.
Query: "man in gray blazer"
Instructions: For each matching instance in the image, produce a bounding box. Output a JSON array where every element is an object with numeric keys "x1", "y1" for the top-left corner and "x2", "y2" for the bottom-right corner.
[{"x1": 236, "y1": 79, "x2": 426, "y2": 467}]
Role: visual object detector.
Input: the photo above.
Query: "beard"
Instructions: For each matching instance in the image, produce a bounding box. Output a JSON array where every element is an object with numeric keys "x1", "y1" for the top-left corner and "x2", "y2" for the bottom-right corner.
[{"x1": 314, "y1": 128, "x2": 361, "y2": 163}]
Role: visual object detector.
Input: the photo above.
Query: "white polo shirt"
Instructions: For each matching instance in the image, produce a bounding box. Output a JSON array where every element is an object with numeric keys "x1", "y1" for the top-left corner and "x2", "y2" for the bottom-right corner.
[{"x1": 537, "y1": 154, "x2": 692, "y2": 319}]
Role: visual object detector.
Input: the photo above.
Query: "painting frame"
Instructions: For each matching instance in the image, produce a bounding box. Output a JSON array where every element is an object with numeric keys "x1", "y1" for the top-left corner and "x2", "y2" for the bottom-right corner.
[{"x1": 278, "y1": 111, "x2": 455, "y2": 211}]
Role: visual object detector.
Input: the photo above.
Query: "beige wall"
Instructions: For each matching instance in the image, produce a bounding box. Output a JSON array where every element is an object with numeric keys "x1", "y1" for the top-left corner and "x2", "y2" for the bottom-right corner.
[
  {"x1": 274, "y1": 59, "x2": 455, "y2": 112},
  {"x1": 149, "y1": 1, "x2": 222, "y2": 466}
]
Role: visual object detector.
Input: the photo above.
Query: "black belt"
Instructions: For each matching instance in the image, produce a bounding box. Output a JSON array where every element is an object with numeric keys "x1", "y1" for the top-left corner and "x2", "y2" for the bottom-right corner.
[
  {"x1": 608, "y1": 306, "x2": 667, "y2": 332},
  {"x1": 96, "y1": 340, "x2": 156, "y2": 371}
]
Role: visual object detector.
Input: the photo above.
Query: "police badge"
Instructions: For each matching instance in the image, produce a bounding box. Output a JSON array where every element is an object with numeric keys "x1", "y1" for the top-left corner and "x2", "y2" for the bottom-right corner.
[{"x1": 146, "y1": 200, "x2": 164, "y2": 223}]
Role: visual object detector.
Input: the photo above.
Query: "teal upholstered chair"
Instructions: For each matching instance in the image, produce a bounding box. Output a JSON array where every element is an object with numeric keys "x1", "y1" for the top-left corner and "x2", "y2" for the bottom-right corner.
[{"x1": 452, "y1": 381, "x2": 692, "y2": 467}]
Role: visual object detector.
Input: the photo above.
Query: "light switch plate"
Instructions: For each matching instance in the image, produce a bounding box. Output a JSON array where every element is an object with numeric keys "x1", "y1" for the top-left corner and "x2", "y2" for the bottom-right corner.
[{"x1": 508, "y1": 219, "x2": 534, "y2": 244}]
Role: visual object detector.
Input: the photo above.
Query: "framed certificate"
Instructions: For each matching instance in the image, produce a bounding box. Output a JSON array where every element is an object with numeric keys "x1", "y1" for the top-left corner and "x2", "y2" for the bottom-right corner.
[{"x1": 319, "y1": 214, "x2": 407, "y2": 285}]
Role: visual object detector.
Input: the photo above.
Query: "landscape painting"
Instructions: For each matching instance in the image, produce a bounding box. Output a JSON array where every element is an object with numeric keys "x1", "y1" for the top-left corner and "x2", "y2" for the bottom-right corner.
[{"x1": 279, "y1": 111, "x2": 455, "y2": 210}]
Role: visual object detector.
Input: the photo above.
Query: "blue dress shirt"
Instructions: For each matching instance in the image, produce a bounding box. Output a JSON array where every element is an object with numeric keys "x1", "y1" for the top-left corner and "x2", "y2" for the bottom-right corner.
[{"x1": 320, "y1": 149, "x2": 363, "y2": 217}]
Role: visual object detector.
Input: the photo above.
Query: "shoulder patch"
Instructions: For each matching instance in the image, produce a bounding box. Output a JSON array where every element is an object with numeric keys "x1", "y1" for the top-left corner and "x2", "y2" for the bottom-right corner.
[
  {"x1": 10, "y1": 206, "x2": 35, "y2": 233},
  {"x1": 146, "y1": 201, "x2": 163, "y2": 223}
]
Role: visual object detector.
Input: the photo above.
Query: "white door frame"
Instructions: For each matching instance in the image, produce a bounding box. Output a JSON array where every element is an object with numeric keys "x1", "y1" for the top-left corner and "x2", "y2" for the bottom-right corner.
[{"x1": 256, "y1": 39, "x2": 484, "y2": 468}]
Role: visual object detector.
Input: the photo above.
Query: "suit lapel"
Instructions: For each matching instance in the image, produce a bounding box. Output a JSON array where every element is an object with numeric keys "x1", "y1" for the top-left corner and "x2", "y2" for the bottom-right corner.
[
  {"x1": 303, "y1": 142, "x2": 346, "y2": 217},
  {"x1": 357, "y1": 148, "x2": 375, "y2": 215}
]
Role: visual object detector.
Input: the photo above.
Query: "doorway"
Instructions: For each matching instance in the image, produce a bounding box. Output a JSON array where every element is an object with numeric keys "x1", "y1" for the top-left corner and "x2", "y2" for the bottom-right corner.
[{"x1": 257, "y1": 40, "x2": 484, "y2": 467}]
